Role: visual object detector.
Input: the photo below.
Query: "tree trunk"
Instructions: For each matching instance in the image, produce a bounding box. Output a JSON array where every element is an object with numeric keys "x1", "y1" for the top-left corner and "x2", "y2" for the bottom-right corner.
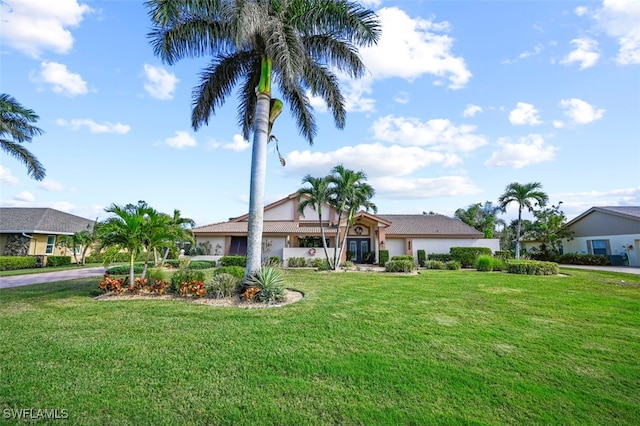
[
  {"x1": 515, "y1": 207, "x2": 522, "y2": 259},
  {"x1": 244, "y1": 91, "x2": 271, "y2": 279},
  {"x1": 332, "y1": 209, "x2": 345, "y2": 270},
  {"x1": 318, "y1": 212, "x2": 332, "y2": 268},
  {"x1": 128, "y1": 252, "x2": 135, "y2": 289}
]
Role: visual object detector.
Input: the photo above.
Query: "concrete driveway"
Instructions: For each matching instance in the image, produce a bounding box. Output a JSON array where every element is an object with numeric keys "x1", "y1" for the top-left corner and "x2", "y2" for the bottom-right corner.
[
  {"x1": 0, "y1": 267, "x2": 106, "y2": 289},
  {"x1": 559, "y1": 264, "x2": 640, "y2": 275}
]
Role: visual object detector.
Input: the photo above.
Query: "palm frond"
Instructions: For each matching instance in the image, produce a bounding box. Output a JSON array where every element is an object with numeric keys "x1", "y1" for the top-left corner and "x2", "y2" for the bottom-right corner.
[{"x1": 0, "y1": 138, "x2": 46, "y2": 180}]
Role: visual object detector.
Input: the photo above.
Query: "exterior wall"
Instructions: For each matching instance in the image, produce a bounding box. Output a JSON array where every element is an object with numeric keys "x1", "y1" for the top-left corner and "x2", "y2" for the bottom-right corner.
[
  {"x1": 263, "y1": 237, "x2": 287, "y2": 260},
  {"x1": 569, "y1": 212, "x2": 640, "y2": 237},
  {"x1": 282, "y1": 247, "x2": 337, "y2": 265},
  {"x1": 195, "y1": 237, "x2": 226, "y2": 255},
  {"x1": 562, "y1": 233, "x2": 640, "y2": 267},
  {"x1": 411, "y1": 238, "x2": 500, "y2": 257},
  {"x1": 264, "y1": 201, "x2": 295, "y2": 221},
  {"x1": 385, "y1": 238, "x2": 406, "y2": 258}
]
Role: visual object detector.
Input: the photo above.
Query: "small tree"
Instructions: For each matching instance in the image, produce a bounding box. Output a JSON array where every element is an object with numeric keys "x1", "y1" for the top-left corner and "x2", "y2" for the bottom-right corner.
[{"x1": 527, "y1": 202, "x2": 573, "y2": 261}]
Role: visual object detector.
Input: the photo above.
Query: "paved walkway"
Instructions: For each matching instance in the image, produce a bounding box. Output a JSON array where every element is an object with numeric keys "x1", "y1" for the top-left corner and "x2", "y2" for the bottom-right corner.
[
  {"x1": 558, "y1": 264, "x2": 640, "y2": 275},
  {"x1": 0, "y1": 267, "x2": 106, "y2": 289}
]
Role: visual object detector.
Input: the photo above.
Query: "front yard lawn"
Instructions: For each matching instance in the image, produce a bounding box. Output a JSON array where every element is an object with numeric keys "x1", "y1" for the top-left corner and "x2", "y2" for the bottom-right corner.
[{"x1": 0, "y1": 268, "x2": 638, "y2": 425}]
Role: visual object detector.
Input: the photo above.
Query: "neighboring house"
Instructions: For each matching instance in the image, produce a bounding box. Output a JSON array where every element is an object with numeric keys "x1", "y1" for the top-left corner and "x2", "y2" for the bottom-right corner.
[
  {"x1": 560, "y1": 206, "x2": 640, "y2": 267},
  {"x1": 193, "y1": 194, "x2": 499, "y2": 264},
  {"x1": 0, "y1": 208, "x2": 96, "y2": 261}
]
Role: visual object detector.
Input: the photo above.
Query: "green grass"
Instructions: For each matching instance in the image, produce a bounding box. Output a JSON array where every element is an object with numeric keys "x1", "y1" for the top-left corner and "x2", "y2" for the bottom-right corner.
[{"x1": 1, "y1": 268, "x2": 639, "y2": 425}]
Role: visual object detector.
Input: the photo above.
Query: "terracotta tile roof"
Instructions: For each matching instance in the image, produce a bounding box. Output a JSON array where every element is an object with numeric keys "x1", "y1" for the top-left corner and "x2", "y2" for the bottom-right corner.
[
  {"x1": 194, "y1": 221, "x2": 335, "y2": 235},
  {"x1": 378, "y1": 214, "x2": 484, "y2": 237},
  {"x1": 0, "y1": 208, "x2": 95, "y2": 235}
]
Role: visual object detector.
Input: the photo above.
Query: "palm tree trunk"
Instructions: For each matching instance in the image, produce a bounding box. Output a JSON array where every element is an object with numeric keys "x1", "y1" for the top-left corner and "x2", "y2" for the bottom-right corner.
[
  {"x1": 128, "y1": 252, "x2": 135, "y2": 289},
  {"x1": 332, "y1": 210, "x2": 344, "y2": 270},
  {"x1": 515, "y1": 207, "x2": 522, "y2": 260},
  {"x1": 245, "y1": 91, "x2": 271, "y2": 279},
  {"x1": 318, "y1": 213, "x2": 332, "y2": 268}
]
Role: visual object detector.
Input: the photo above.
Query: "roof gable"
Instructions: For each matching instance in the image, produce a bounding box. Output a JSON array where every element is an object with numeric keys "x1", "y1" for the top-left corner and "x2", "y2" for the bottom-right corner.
[
  {"x1": 0, "y1": 208, "x2": 95, "y2": 235},
  {"x1": 379, "y1": 214, "x2": 484, "y2": 237}
]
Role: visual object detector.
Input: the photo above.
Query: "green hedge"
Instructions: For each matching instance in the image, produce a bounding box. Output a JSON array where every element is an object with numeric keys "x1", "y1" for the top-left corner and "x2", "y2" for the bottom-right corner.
[
  {"x1": 105, "y1": 264, "x2": 145, "y2": 275},
  {"x1": 378, "y1": 250, "x2": 389, "y2": 266},
  {"x1": 0, "y1": 256, "x2": 37, "y2": 271},
  {"x1": 385, "y1": 259, "x2": 415, "y2": 273},
  {"x1": 417, "y1": 250, "x2": 426, "y2": 267},
  {"x1": 219, "y1": 256, "x2": 247, "y2": 267},
  {"x1": 506, "y1": 260, "x2": 559, "y2": 275},
  {"x1": 47, "y1": 256, "x2": 71, "y2": 267},
  {"x1": 391, "y1": 255, "x2": 414, "y2": 262},
  {"x1": 188, "y1": 260, "x2": 217, "y2": 269},
  {"x1": 494, "y1": 251, "x2": 512, "y2": 260},
  {"x1": 557, "y1": 253, "x2": 610, "y2": 266},
  {"x1": 213, "y1": 266, "x2": 245, "y2": 280},
  {"x1": 450, "y1": 247, "x2": 493, "y2": 268},
  {"x1": 428, "y1": 253, "x2": 453, "y2": 262}
]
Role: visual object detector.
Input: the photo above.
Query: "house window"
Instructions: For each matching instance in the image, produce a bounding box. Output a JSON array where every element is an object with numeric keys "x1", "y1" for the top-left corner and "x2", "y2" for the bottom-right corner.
[
  {"x1": 591, "y1": 240, "x2": 608, "y2": 255},
  {"x1": 46, "y1": 235, "x2": 56, "y2": 254}
]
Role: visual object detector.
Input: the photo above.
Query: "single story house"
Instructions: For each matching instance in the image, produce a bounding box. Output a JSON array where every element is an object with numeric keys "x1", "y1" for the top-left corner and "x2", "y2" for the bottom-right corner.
[
  {"x1": 0, "y1": 207, "x2": 96, "y2": 261},
  {"x1": 193, "y1": 194, "x2": 499, "y2": 264},
  {"x1": 560, "y1": 206, "x2": 640, "y2": 267}
]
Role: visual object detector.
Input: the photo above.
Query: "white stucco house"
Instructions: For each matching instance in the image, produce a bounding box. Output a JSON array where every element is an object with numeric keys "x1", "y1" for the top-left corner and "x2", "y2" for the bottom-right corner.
[
  {"x1": 561, "y1": 206, "x2": 640, "y2": 267},
  {"x1": 192, "y1": 194, "x2": 499, "y2": 264}
]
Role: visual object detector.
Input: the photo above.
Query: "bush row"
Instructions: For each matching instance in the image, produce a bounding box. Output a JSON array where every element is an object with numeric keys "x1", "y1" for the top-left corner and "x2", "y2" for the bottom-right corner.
[
  {"x1": 506, "y1": 260, "x2": 559, "y2": 275},
  {"x1": 557, "y1": 253, "x2": 610, "y2": 266},
  {"x1": 0, "y1": 255, "x2": 68, "y2": 271}
]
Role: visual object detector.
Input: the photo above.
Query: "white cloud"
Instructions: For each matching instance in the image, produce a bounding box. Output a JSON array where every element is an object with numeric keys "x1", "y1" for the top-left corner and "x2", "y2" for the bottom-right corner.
[
  {"x1": 559, "y1": 98, "x2": 605, "y2": 124},
  {"x1": 561, "y1": 38, "x2": 600, "y2": 69},
  {"x1": 463, "y1": 104, "x2": 483, "y2": 118},
  {"x1": 591, "y1": 0, "x2": 640, "y2": 65},
  {"x1": 38, "y1": 179, "x2": 68, "y2": 192},
  {"x1": 15, "y1": 191, "x2": 35, "y2": 202},
  {"x1": 508, "y1": 102, "x2": 542, "y2": 126},
  {"x1": 287, "y1": 143, "x2": 461, "y2": 178},
  {"x1": 575, "y1": 6, "x2": 589, "y2": 17},
  {"x1": 360, "y1": 7, "x2": 471, "y2": 89},
  {"x1": 343, "y1": 76, "x2": 376, "y2": 112},
  {"x1": 0, "y1": 166, "x2": 19, "y2": 184},
  {"x1": 143, "y1": 64, "x2": 179, "y2": 100},
  {"x1": 36, "y1": 61, "x2": 88, "y2": 96},
  {"x1": 553, "y1": 120, "x2": 565, "y2": 128},
  {"x1": 485, "y1": 134, "x2": 558, "y2": 169},
  {"x1": 56, "y1": 118, "x2": 130, "y2": 134},
  {"x1": 221, "y1": 134, "x2": 250, "y2": 151},
  {"x1": 165, "y1": 131, "x2": 197, "y2": 149},
  {"x1": 0, "y1": 0, "x2": 92, "y2": 57},
  {"x1": 394, "y1": 91, "x2": 410, "y2": 105},
  {"x1": 371, "y1": 175, "x2": 482, "y2": 199},
  {"x1": 371, "y1": 115, "x2": 487, "y2": 152}
]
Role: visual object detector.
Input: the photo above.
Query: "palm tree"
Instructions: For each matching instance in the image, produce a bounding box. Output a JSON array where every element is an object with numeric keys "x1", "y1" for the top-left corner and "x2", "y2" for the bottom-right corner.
[
  {"x1": 328, "y1": 164, "x2": 376, "y2": 269},
  {"x1": 498, "y1": 182, "x2": 549, "y2": 259},
  {"x1": 455, "y1": 201, "x2": 505, "y2": 238},
  {"x1": 146, "y1": 0, "x2": 381, "y2": 278},
  {"x1": 159, "y1": 209, "x2": 196, "y2": 266},
  {"x1": 97, "y1": 201, "x2": 156, "y2": 287},
  {"x1": 297, "y1": 174, "x2": 333, "y2": 268},
  {"x1": 0, "y1": 93, "x2": 46, "y2": 180}
]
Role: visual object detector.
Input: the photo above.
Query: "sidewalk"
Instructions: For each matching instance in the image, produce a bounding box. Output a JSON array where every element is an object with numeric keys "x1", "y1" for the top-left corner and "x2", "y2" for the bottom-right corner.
[{"x1": 0, "y1": 267, "x2": 106, "y2": 289}]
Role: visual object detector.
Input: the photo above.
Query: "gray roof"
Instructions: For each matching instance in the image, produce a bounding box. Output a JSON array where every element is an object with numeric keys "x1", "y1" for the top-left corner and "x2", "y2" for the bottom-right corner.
[
  {"x1": 0, "y1": 208, "x2": 95, "y2": 235},
  {"x1": 597, "y1": 206, "x2": 640, "y2": 219},
  {"x1": 379, "y1": 214, "x2": 484, "y2": 237}
]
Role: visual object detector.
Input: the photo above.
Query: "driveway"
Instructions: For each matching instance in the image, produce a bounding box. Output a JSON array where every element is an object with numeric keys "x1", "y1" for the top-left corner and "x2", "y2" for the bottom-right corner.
[
  {"x1": 0, "y1": 267, "x2": 106, "y2": 289},
  {"x1": 559, "y1": 264, "x2": 640, "y2": 275}
]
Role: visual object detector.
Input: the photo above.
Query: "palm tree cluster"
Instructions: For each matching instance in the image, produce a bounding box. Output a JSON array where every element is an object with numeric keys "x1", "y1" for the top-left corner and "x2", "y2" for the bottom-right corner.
[
  {"x1": 145, "y1": 0, "x2": 381, "y2": 277},
  {"x1": 0, "y1": 93, "x2": 46, "y2": 180},
  {"x1": 296, "y1": 164, "x2": 376, "y2": 270},
  {"x1": 96, "y1": 201, "x2": 195, "y2": 287}
]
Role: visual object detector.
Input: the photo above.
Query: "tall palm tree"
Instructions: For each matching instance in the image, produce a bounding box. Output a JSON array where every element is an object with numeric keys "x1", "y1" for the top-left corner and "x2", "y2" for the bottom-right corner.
[
  {"x1": 146, "y1": 0, "x2": 381, "y2": 278},
  {"x1": 328, "y1": 164, "x2": 376, "y2": 269},
  {"x1": 498, "y1": 182, "x2": 549, "y2": 259},
  {"x1": 297, "y1": 174, "x2": 333, "y2": 267},
  {"x1": 455, "y1": 201, "x2": 505, "y2": 238},
  {"x1": 0, "y1": 93, "x2": 46, "y2": 180}
]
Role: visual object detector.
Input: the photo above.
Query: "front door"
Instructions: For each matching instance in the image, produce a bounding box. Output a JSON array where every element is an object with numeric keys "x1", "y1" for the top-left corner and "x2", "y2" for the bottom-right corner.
[{"x1": 346, "y1": 238, "x2": 370, "y2": 263}]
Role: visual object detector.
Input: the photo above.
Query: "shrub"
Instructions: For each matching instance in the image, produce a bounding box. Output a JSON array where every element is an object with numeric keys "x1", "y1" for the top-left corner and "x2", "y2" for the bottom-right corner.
[
  {"x1": 208, "y1": 273, "x2": 240, "y2": 298},
  {"x1": 47, "y1": 256, "x2": 71, "y2": 267},
  {"x1": 476, "y1": 255, "x2": 494, "y2": 272},
  {"x1": 0, "y1": 256, "x2": 37, "y2": 271},
  {"x1": 267, "y1": 256, "x2": 282, "y2": 267},
  {"x1": 425, "y1": 260, "x2": 445, "y2": 270},
  {"x1": 188, "y1": 260, "x2": 217, "y2": 269},
  {"x1": 494, "y1": 251, "x2": 512, "y2": 260},
  {"x1": 492, "y1": 258, "x2": 506, "y2": 271},
  {"x1": 450, "y1": 247, "x2": 493, "y2": 268},
  {"x1": 170, "y1": 269, "x2": 206, "y2": 293},
  {"x1": 363, "y1": 251, "x2": 376, "y2": 264},
  {"x1": 385, "y1": 259, "x2": 415, "y2": 273},
  {"x1": 506, "y1": 260, "x2": 559, "y2": 275},
  {"x1": 179, "y1": 281, "x2": 207, "y2": 297},
  {"x1": 245, "y1": 267, "x2": 285, "y2": 303},
  {"x1": 445, "y1": 260, "x2": 461, "y2": 270},
  {"x1": 147, "y1": 267, "x2": 170, "y2": 284},
  {"x1": 219, "y1": 256, "x2": 247, "y2": 267},
  {"x1": 378, "y1": 250, "x2": 389, "y2": 266},
  {"x1": 307, "y1": 257, "x2": 326, "y2": 268},
  {"x1": 417, "y1": 250, "x2": 427, "y2": 267},
  {"x1": 428, "y1": 253, "x2": 453, "y2": 262},
  {"x1": 98, "y1": 275, "x2": 124, "y2": 293},
  {"x1": 105, "y1": 264, "x2": 144, "y2": 275},
  {"x1": 340, "y1": 260, "x2": 356, "y2": 269},
  {"x1": 391, "y1": 255, "x2": 414, "y2": 262},
  {"x1": 164, "y1": 259, "x2": 180, "y2": 268},
  {"x1": 557, "y1": 253, "x2": 610, "y2": 266},
  {"x1": 287, "y1": 257, "x2": 307, "y2": 268},
  {"x1": 213, "y1": 266, "x2": 245, "y2": 280}
]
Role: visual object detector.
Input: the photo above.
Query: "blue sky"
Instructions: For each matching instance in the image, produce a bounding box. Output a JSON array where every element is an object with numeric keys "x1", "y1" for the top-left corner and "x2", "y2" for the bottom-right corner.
[{"x1": 1, "y1": 0, "x2": 639, "y2": 228}]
